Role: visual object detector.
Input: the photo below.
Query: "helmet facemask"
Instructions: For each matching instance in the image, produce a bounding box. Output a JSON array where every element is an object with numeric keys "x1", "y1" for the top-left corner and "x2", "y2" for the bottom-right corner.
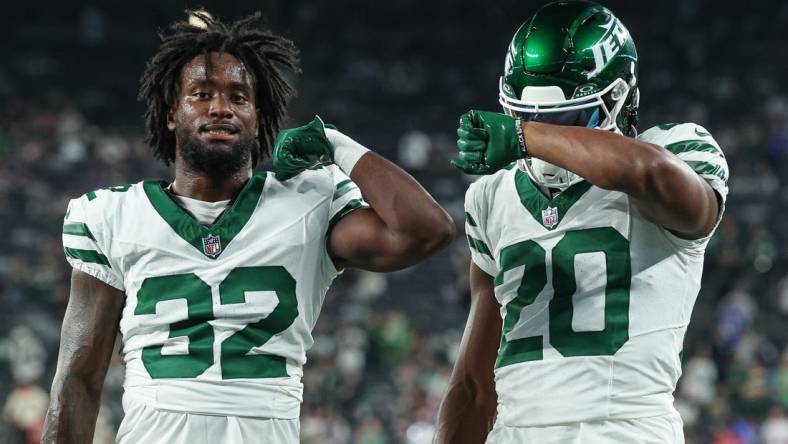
[{"x1": 499, "y1": 71, "x2": 638, "y2": 190}]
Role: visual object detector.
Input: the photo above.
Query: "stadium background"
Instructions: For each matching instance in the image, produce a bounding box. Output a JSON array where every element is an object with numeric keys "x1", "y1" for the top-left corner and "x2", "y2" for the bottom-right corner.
[{"x1": 2, "y1": 1, "x2": 787, "y2": 442}]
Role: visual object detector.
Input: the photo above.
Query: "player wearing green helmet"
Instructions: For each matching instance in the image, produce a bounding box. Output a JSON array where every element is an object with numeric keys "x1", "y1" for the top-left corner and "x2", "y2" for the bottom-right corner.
[
  {"x1": 498, "y1": 0, "x2": 639, "y2": 189},
  {"x1": 437, "y1": 1, "x2": 728, "y2": 443}
]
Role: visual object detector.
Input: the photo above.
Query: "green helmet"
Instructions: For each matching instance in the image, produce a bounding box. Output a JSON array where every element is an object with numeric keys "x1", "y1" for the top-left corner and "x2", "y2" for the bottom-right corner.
[{"x1": 500, "y1": 1, "x2": 639, "y2": 189}]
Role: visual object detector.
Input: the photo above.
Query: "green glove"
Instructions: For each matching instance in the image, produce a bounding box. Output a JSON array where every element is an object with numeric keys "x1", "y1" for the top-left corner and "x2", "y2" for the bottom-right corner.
[
  {"x1": 451, "y1": 110, "x2": 525, "y2": 175},
  {"x1": 272, "y1": 116, "x2": 336, "y2": 181}
]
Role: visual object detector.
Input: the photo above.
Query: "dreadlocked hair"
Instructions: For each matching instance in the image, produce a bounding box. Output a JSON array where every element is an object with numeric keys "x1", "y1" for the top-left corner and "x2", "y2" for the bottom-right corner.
[{"x1": 138, "y1": 10, "x2": 300, "y2": 166}]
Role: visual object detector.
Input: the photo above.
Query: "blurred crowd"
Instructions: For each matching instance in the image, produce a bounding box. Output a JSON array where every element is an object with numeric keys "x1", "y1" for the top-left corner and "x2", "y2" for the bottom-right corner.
[{"x1": 3, "y1": 1, "x2": 788, "y2": 443}]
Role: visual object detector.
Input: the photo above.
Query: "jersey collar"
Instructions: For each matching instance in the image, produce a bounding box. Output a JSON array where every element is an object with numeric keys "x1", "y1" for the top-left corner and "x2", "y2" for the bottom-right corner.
[
  {"x1": 143, "y1": 173, "x2": 267, "y2": 259},
  {"x1": 514, "y1": 169, "x2": 591, "y2": 230}
]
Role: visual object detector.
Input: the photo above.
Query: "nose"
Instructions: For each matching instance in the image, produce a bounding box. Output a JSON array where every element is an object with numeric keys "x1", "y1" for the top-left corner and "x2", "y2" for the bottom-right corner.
[{"x1": 209, "y1": 93, "x2": 233, "y2": 119}]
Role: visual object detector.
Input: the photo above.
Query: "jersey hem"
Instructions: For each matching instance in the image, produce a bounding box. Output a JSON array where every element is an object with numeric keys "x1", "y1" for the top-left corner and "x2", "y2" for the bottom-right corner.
[
  {"x1": 495, "y1": 407, "x2": 681, "y2": 429},
  {"x1": 497, "y1": 404, "x2": 678, "y2": 429},
  {"x1": 123, "y1": 378, "x2": 303, "y2": 419}
]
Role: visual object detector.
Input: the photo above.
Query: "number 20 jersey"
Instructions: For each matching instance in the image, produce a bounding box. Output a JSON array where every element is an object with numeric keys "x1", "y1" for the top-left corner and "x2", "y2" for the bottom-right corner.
[
  {"x1": 61, "y1": 164, "x2": 368, "y2": 419},
  {"x1": 464, "y1": 123, "x2": 729, "y2": 427}
]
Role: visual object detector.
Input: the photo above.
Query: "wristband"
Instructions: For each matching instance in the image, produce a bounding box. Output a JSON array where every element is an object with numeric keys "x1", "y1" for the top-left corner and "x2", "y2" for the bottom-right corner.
[
  {"x1": 515, "y1": 117, "x2": 529, "y2": 158},
  {"x1": 325, "y1": 128, "x2": 370, "y2": 173}
]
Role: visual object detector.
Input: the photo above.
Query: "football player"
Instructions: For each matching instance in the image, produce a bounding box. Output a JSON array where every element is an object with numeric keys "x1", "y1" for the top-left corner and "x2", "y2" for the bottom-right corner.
[
  {"x1": 435, "y1": 1, "x2": 728, "y2": 443},
  {"x1": 42, "y1": 11, "x2": 455, "y2": 444}
]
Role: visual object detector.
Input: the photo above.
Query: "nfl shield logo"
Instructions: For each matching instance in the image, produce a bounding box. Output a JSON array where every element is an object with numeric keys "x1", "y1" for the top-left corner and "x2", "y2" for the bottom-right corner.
[
  {"x1": 202, "y1": 234, "x2": 222, "y2": 258},
  {"x1": 541, "y1": 206, "x2": 559, "y2": 228}
]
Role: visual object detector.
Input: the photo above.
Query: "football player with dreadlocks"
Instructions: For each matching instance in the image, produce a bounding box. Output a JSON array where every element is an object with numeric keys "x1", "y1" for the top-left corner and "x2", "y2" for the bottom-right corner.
[
  {"x1": 43, "y1": 11, "x2": 454, "y2": 443},
  {"x1": 436, "y1": 1, "x2": 728, "y2": 443}
]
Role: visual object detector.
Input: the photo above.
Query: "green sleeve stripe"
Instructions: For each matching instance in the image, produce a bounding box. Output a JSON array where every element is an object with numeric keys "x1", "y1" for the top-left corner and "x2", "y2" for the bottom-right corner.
[
  {"x1": 467, "y1": 235, "x2": 492, "y2": 258},
  {"x1": 328, "y1": 199, "x2": 368, "y2": 233},
  {"x1": 685, "y1": 160, "x2": 728, "y2": 182},
  {"x1": 64, "y1": 247, "x2": 111, "y2": 267},
  {"x1": 63, "y1": 222, "x2": 95, "y2": 240},
  {"x1": 665, "y1": 139, "x2": 723, "y2": 158},
  {"x1": 86, "y1": 184, "x2": 132, "y2": 202},
  {"x1": 465, "y1": 212, "x2": 478, "y2": 227},
  {"x1": 333, "y1": 180, "x2": 355, "y2": 201}
]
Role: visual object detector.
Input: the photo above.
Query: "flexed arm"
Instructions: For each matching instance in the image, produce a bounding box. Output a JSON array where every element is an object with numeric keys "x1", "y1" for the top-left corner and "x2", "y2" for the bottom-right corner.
[
  {"x1": 518, "y1": 120, "x2": 719, "y2": 239},
  {"x1": 273, "y1": 117, "x2": 456, "y2": 271},
  {"x1": 453, "y1": 111, "x2": 721, "y2": 240},
  {"x1": 328, "y1": 149, "x2": 456, "y2": 271}
]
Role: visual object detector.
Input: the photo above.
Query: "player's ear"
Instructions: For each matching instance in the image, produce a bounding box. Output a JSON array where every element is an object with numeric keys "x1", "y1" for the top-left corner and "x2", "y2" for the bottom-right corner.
[{"x1": 166, "y1": 108, "x2": 176, "y2": 132}]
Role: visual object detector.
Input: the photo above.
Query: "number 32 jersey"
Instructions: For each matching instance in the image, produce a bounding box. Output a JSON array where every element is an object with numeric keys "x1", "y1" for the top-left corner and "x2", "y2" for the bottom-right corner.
[
  {"x1": 61, "y1": 164, "x2": 368, "y2": 419},
  {"x1": 464, "y1": 123, "x2": 729, "y2": 427}
]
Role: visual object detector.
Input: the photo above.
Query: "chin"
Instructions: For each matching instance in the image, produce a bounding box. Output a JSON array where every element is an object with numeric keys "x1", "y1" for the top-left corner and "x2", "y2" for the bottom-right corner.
[
  {"x1": 204, "y1": 140, "x2": 236, "y2": 150},
  {"x1": 178, "y1": 136, "x2": 255, "y2": 177},
  {"x1": 201, "y1": 135, "x2": 238, "y2": 147}
]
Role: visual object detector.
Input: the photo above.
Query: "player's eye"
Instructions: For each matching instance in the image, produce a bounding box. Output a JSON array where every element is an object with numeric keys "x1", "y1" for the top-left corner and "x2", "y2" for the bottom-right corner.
[
  {"x1": 193, "y1": 91, "x2": 211, "y2": 99},
  {"x1": 231, "y1": 94, "x2": 248, "y2": 103}
]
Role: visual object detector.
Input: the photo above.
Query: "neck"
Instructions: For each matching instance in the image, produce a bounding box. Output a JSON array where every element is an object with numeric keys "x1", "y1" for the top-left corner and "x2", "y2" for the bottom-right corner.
[{"x1": 171, "y1": 162, "x2": 252, "y2": 202}]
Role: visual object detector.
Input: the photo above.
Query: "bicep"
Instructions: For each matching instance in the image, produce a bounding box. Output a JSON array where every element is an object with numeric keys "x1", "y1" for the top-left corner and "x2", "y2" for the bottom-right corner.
[
  {"x1": 454, "y1": 262, "x2": 501, "y2": 392},
  {"x1": 55, "y1": 269, "x2": 125, "y2": 383},
  {"x1": 328, "y1": 208, "x2": 432, "y2": 272},
  {"x1": 630, "y1": 153, "x2": 720, "y2": 240}
]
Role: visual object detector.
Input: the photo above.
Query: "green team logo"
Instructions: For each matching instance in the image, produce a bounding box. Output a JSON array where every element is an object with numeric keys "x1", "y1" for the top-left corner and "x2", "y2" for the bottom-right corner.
[{"x1": 587, "y1": 16, "x2": 630, "y2": 78}]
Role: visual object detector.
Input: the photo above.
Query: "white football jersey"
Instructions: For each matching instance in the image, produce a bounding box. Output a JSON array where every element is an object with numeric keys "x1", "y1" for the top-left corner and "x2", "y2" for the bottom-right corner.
[
  {"x1": 464, "y1": 123, "x2": 728, "y2": 427},
  {"x1": 62, "y1": 164, "x2": 368, "y2": 419}
]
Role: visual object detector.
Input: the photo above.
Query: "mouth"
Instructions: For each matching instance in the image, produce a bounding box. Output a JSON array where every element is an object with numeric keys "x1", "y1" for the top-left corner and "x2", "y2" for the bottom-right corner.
[{"x1": 200, "y1": 123, "x2": 239, "y2": 142}]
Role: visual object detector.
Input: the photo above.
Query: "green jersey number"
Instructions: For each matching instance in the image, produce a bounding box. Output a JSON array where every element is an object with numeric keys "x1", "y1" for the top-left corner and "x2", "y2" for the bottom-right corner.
[
  {"x1": 495, "y1": 227, "x2": 631, "y2": 368},
  {"x1": 134, "y1": 266, "x2": 297, "y2": 379}
]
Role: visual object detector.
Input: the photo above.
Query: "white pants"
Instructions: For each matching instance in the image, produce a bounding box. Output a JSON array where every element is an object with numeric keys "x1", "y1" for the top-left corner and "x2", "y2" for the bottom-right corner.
[
  {"x1": 486, "y1": 412, "x2": 685, "y2": 444},
  {"x1": 116, "y1": 396, "x2": 300, "y2": 444}
]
